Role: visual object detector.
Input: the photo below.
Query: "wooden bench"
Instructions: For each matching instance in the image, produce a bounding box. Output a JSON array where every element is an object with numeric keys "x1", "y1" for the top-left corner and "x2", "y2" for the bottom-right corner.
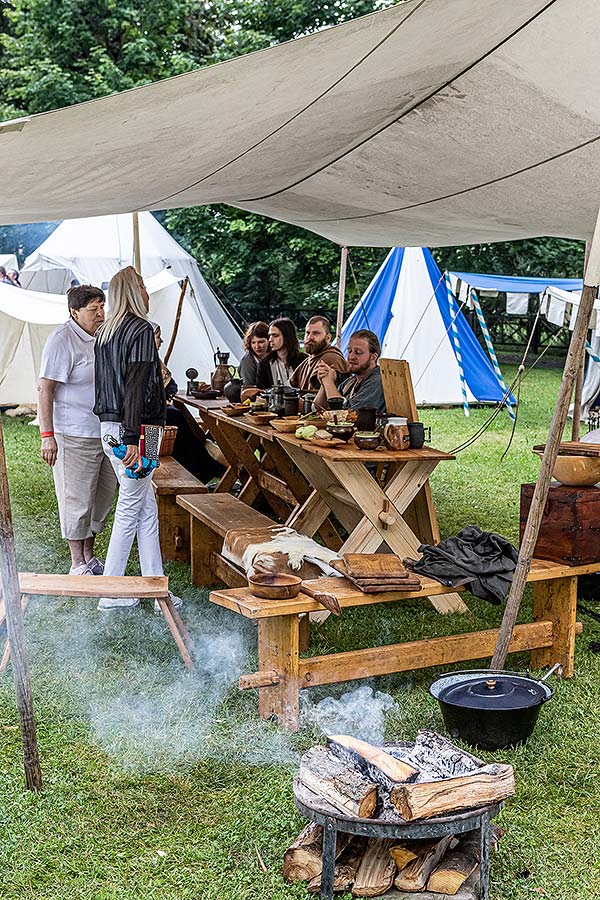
[
  {"x1": 209, "y1": 558, "x2": 600, "y2": 730},
  {"x1": 153, "y1": 457, "x2": 207, "y2": 563},
  {"x1": 176, "y1": 493, "x2": 275, "y2": 587}
]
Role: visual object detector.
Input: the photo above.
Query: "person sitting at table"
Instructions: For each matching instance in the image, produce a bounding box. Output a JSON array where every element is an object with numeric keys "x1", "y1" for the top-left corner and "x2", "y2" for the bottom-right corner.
[
  {"x1": 239, "y1": 321, "x2": 269, "y2": 386},
  {"x1": 256, "y1": 317, "x2": 306, "y2": 389},
  {"x1": 316, "y1": 329, "x2": 386, "y2": 415},
  {"x1": 290, "y1": 315, "x2": 348, "y2": 394}
]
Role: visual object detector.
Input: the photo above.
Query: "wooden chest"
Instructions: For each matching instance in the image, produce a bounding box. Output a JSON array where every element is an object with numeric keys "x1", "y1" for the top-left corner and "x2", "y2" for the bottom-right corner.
[{"x1": 520, "y1": 482, "x2": 600, "y2": 565}]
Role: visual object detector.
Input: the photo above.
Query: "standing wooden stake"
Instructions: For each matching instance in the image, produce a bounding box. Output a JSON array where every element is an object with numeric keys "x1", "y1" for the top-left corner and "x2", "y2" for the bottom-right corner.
[
  {"x1": 571, "y1": 239, "x2": 591, "y2": 440},
  {"x1": 335, "y1": 246, "x2": 348, "y2": 347},
  {"x1": 164, "y1": 277, "x2": 189, "y2": 366},
  {"x1": 0, "y1": 414, "x2": 42, "y2": 790},
  {"x1": 492, "y1": 212, "x2": 600, "y2": 670},
  {"x1": 132, "y1": 211, "x2": 141, "y2": 274}
]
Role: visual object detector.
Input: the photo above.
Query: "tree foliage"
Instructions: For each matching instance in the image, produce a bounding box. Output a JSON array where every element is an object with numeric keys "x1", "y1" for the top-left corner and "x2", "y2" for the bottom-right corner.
[{"x1": 0, "y1": 0, "x2": 586, "y2": 323}]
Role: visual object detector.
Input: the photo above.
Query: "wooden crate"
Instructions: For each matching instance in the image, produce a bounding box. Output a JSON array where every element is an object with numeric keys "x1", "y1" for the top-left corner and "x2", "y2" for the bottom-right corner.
[{"x1": 520, "y1": 482, "x2": 600, "y2": 565}]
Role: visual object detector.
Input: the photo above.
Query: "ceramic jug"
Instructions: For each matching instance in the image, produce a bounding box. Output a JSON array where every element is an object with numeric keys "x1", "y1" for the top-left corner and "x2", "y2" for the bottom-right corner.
[
  {"x1": 223, "y1": 377, "x2": 243, "y2": 403},
  {"x1": 383, "y1": 416, "x2": 410, "y2": 451},
  {"x1": 211, "y1": 348, "x2": 236, "y2": 394}
]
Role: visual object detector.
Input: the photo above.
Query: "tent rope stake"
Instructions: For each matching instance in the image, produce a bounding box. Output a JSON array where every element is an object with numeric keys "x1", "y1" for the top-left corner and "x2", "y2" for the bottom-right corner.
[{"x1": 492, "y1": 204, "x2": 600, "y2": 670}]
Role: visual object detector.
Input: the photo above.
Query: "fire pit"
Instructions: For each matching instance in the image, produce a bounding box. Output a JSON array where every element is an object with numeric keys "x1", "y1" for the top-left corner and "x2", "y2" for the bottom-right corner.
[{"x1": 284, "y1": 731, "x2": 513, "y2": 899}]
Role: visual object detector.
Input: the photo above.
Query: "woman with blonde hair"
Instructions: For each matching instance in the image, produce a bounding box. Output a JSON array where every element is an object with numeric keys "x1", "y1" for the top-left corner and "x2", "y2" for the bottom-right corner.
[{"x1": 94, "y1": 266, "x2": 181, "y2": 611}]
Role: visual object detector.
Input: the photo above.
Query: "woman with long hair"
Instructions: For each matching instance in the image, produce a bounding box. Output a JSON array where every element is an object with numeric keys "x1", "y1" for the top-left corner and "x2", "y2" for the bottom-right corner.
[
  {"x1": 239, "y1": 321, "x2": 269, "y2": 386},
  {"x1": 94, "y1": 266, "x2": 180, "y2": 611},
  {"x1": 256, "y1": 317, "x2": 306, "y2": 389}
]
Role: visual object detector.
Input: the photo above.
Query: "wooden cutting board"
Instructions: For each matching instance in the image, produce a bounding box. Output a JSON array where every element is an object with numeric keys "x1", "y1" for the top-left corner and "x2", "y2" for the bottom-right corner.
[{"x1": 341, "y1": 553, "x2": 411, "y2": 579}]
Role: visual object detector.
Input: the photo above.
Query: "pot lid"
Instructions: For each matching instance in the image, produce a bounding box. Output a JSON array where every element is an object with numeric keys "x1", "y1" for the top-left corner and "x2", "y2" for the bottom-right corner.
[{"x1": 431, "y1": 671, "x2": 552, "y2": 710}]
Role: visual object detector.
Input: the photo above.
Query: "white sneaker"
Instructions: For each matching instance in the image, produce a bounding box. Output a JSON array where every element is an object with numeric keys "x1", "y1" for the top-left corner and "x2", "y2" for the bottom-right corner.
[
  {"x1": 69, "y1": 563, "x2": 91, "y2": 576},
  {"x1": 154, "y1": 591, "x2": 183, "y2": 616},
  {"x1": 85, "y1": 557, "x2": 105, "y2": 575},
  {"x1": 97, "y1": 596, "x2": 140, "y2": 611}
]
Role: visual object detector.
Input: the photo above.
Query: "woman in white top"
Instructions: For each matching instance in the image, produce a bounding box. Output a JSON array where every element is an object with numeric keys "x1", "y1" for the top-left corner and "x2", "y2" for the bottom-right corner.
[{"x1": 38, "y1": 285, "x2": 117, "y2": 575}]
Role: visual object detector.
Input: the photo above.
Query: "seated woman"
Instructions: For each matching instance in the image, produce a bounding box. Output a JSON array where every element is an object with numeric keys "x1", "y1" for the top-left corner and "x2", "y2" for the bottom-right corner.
[
  {"x1": 154, "y1": 324, "x2": 225, "y2": 483},
  {"x1": 256, "y1": 317, "x2": 306, "y2": 389},
  {"x1": 239, "y1": 321, "x2": 269, "y2": 386}
]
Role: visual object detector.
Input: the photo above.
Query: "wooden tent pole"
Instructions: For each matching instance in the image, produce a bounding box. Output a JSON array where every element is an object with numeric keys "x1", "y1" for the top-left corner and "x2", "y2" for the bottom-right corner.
[
  {"x1": 571, "y1": 239, "x2": 591, "y2": 440},
  {"x1": 132, "y1": 211, "x2": 141, "y2": 274},
  {"x1": 492, "y1": 212, "x2": 600, "y2": 670},
  {"x1": 164, "y1": 277, "x2": 189, "y2": 367},
  {"x1": 335, "y1": 246, "x2": 348, "y2": 347},
  {"x1": 0, "y1": 413, "x2": 42, "y2": 790}
]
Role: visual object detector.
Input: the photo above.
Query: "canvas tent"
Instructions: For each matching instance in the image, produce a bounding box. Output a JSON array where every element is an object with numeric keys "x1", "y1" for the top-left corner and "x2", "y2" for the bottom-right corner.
[
  {"x1": 0, "y1": 254, "x2": 18, "y2": 272},
  {"x1": 341, "y1": 247, "x2": 512, "y2": 408},
  {"x1": 0, "y1": 269, "x2": 224, "y2": 406},
  {"x1": 19, "y1": 211, "x2": 242, "y2": 368}
]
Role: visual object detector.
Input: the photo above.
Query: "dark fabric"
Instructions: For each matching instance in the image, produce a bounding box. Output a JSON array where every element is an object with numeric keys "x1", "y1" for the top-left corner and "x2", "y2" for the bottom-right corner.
[
  {"x1": 339, "y1": 366, "x2": 386, "y2": 415},
  {"x1": 405, "y1": 525, "x2": 519, "y2": 604},
  {"x1": 239, "y1": 351, "x2": 260, "y2": 386},
  {"x1": 94, "y1": 313, "x2": 166, "y2": 445},
  {"x1": 165, "y1": 406, "x2": 225, "y2": 483},
  {"x1": 256, "y1": 350, "x2": 307, "y2": 389},
  {"x1": 165, "y1": 377, "x2": 178, "y2": 403}
]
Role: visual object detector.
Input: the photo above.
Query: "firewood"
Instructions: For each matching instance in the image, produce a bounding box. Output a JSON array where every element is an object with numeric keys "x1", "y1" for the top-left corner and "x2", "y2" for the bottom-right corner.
[
  {"x1": 394, "y1": 835, "x2": 455, "y2": 892},
  {"x1": 390, "y1": 763, "x2": 515, "y2": 821},
  {"x1": 298, "y1": 746, "x2": 378, "y2": 818},
  {"x1": 352, "y1": 838, "x2": 397, "y2": 897},
  {"x1": 327, "y1": 735, "x2": 419, "y2": 793},
  {"x1": 427, "y1": 830, "x2": 480, "y2": 895},
  {"x1": 307, "y1": 836, "x2": 364, "y2": 894},
  {"x1": 397, "y1": 730, "x2": 483, "y2": 779},
  {"x1": 389, "y1": 841, "x2": 420, "y2": 870},
  {"x1": 283, "y1": 822, "x2": 323, "y2": 883}
]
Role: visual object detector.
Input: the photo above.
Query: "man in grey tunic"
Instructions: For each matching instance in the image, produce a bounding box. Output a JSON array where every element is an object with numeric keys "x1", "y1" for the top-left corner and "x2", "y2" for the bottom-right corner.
[{"x1": 315, "y1": 329, "x2": 386, "y2": 415}]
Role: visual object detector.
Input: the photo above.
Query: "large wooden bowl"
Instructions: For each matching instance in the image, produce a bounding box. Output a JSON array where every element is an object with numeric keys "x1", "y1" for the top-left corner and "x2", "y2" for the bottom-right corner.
[
  {"x1": 534, "y1": 451, "x2": 600, "y2": 486},
  {"x1": 248, "y1": 573, "x2": 302, "y2": 599},
  {"x1": 271, "y1": 417, "x2": 301, "y2": 433}
]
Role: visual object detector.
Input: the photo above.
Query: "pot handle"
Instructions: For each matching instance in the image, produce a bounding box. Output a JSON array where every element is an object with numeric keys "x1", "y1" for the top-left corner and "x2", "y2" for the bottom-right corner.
[{"x1": 541, "y1": 662, "x2": 563, "y2": 682}]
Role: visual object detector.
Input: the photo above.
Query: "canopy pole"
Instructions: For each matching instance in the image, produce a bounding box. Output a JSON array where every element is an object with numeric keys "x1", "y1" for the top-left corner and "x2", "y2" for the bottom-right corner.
[
  {"x1": 492, "y1": 209, "x2": 600, "y2": 670},
  {"x1": 571, "y1": 239, "x2": 591, "y2": 439},
  {"x1": 335, "y1": 246, "x2": 348, "y2": 347},
  {"x1": 132, "y1": 212, "x2": 141, "y2": 274},
  {"x1": 0, "y1": 413, "x2": 42, "y2": 790},
  {"x1": 164, "y1": 277, "x2": 189, "y2": 366}
]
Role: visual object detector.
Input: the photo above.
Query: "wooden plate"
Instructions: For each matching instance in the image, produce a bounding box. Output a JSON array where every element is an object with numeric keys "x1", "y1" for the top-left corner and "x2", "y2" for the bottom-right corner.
[
  {"x1": 222, "y1": 405, "x2": 247, "y2": 417},
  {"x1": 244, "y1": 412, "x2": 277, "y2": 426},
  {"x1": 310, "y1": 437, "x2": 346, "y2": 448}
]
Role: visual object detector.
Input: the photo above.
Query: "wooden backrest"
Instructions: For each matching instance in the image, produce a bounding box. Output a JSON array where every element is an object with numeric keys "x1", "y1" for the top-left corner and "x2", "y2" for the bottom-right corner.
[{"x1": 379, "y1": 359, "x2": 419, "y2": 421}]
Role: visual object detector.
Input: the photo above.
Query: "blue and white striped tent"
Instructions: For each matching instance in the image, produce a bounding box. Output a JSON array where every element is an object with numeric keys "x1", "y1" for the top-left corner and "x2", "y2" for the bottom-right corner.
[{"x1": 341, "y1": 247, "x2": 513, "y2": 411}]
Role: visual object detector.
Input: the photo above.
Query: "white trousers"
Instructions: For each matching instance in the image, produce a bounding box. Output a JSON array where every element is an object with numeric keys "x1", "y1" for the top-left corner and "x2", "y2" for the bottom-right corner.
[{"x1": 100, "y1": 422, "x2": 164, "y2": 577}]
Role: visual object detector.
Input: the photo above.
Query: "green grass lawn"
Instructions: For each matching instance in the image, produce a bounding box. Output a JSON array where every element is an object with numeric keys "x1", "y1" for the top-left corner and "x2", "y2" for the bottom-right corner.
[{"x1": 1, "y1": 366, "x2": 600, "y2": 899}]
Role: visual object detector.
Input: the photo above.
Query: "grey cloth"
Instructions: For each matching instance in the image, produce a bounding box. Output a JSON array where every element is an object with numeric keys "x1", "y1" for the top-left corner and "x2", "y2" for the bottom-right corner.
[
  {"x1": 239, "y1": 351, "x2": 259, "y2": 386},
  {"x1": 339, "y1": 366, "x2": 386, "y2": 415}
]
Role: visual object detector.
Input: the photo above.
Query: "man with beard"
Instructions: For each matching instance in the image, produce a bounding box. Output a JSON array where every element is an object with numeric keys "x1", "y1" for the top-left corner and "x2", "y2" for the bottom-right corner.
[
  {"x1": 290, "y1": 315, "x2": 348, "y2": 394},
  {"x1": 315, "y1": 329, "x2": 386, "y2": 415}
]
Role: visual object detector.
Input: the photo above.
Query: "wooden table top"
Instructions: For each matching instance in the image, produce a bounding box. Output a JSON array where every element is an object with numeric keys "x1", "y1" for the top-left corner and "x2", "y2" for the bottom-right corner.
[
  {"x1": 275, "y1": 432, "x2": 455, "y2": 462},
  {"x1": 174, "y1": 393, "x2": 229, "y2": 412}
]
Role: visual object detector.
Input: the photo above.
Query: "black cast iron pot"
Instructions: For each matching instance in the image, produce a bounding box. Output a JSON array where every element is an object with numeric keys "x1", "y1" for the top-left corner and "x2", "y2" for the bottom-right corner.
[{"x1": 429, "y1": 665, "x2": 560, "y2": 750}]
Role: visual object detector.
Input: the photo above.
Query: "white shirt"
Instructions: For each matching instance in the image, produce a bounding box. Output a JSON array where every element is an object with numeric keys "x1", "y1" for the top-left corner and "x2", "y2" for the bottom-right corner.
[{"x1": 39, "y1": 318, "x2": 100, "y2": 438}]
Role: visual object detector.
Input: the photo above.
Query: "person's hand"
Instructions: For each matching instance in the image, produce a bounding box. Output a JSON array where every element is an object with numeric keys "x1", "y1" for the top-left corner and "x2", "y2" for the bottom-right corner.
[
  {"x1": 316, "y1": 361, "x2": 335, "y2": 384},
  {"x1": 123, "y1": 444, "x2": 143, "y2": 471},
  {"x1": 41, "y1": 436, "x2": 58, "y2": 467}
]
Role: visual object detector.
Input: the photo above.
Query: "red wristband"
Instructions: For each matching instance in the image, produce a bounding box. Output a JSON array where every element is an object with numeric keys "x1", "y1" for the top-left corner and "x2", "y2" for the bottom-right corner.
[{"x1": 40, "y1": 431, "x2": 54, "y2": 438}]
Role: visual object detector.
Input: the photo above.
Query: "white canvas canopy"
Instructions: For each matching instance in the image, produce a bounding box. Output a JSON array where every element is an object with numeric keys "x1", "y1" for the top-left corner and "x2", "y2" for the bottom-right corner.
[
  {"x1": 0, "y1": 269, "x2": 225, "y2": 405},
  {"x1": 0, "y1": 1, "x2": 599, "y2": 247},
  {"x1": 0, "y1": 254, "x2": 18, "y2": 272},
  {"x1": 20, "y1": 211, "x2": 242, "y2": 367}
]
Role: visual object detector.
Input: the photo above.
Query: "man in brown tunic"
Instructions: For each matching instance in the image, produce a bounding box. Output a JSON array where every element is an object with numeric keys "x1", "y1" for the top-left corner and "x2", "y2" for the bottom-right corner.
[{"x1": 290, "y1": 315, "x2": 348, "y2": 394}]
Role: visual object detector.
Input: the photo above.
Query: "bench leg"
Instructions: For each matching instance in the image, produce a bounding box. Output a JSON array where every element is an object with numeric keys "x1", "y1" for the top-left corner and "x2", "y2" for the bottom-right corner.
[
  {"x1": 157, "y1": 495, "x2": 191, "y2": 564},
  {"x1": 531, "y1": 575, "x2": 577, "y2": 677},
  {"x1": 257, "y1": 614, "x2": 300, "y2": 730},
  {"x1": 190, "y1": 517, "x2": 221, "y2": 587}
]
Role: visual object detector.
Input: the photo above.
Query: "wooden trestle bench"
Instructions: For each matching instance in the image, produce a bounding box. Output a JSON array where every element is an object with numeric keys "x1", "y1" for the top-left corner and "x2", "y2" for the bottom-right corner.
[
  {"x1": 208, "y1": 559, "x2": 600, "y2": 731},
  {"x1": 152, "y1": 457, "x2": 206, "y2": 564}
]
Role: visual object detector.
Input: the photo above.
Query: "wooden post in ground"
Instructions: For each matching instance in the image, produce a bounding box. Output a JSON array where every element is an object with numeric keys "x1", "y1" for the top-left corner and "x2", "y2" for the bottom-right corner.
[
  {"x1": 335, "y1": 246, "x2": 348, "y2": 347},
  {"x1": 132, "y1": 211, "x2": 141, "y2": 274},
  {"x1": 492, "y1": 212, "x2": 600, "y2": 670},
  {"x1": 164, "y1": 276, "x2": 189, "y2": 366},
  {"x1": 0, "y1": 413, "x2": 42, "y2": 790},
  {"x1": 571, "y1": 239, "x2": 591, "y2": 440}
]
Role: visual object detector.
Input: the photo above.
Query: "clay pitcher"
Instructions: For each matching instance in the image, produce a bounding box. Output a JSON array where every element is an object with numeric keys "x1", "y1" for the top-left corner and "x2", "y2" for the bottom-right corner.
[
  {"x1": 211, "y1": 348, "x2": 236, "y2": 395},
  {"x1": 223, "y1": 377, "x2": 243, "y2": 403}
]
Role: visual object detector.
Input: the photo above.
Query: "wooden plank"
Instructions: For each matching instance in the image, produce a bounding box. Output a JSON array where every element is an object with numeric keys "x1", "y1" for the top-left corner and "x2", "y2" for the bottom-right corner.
[
  {"x1": 380, "y1": 357, "x2": 419, "y2": 421},
  {"x1": 189, "y1": 516, "x2": 222, "y2": 586},
  {"x1": 155, "y1": 494, "x2": 192, "y2": 563},
  {"x1": 18, "y1": 573, "x2": 168, "y2": 598},
  {"x1": 257, "y1": 614, "x2": 300, "y2": 730},
  {"x1": 531, "y1": 575, "x2": 578, "y2": 676},
  {"x1": 256, "y1": 470, "x2": 297, "y2": 505},
  {"x1": 298, "y1": 621, "x2": 556, "y2": 687},
  {"x1": 209, "y1": 551, "x2": 247, "y2": 588},
  {"x1": 152, "y1": 456, "x2": 207, "y2": 495},
  {"x1": 176, "y1": 493, "x2": 274, "y2": 535},
  {"x1": 287, "y1": 490, "x2": 334, "y2": 537},
  {"x1": 276, "y1": 432, "x2": 454, "y2": 462},
  {"x1": 156, "y1": 596, "x2": 195, "y2": 672}
]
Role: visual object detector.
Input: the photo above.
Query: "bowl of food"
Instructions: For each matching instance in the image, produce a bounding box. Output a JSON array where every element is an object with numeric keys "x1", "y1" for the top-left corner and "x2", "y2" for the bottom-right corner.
[
  {"x1": 534, "y1": 450, "x2": 600, "y2": 486},
  {"x1": 353, "y1": 431, "x2": 381, "y2": 450},
  {"x1": 248, "y1": 573, "x2": 302, "y2": 599},
  {"x1": 271, "y1": 416, "x2": 301, "y2": 433},
  {"x1": 325, "y1": 422, "x2": 356, "y2": 443},
  {"x1": 222, "y1": 404, "x2": 247, "y2": 417}
]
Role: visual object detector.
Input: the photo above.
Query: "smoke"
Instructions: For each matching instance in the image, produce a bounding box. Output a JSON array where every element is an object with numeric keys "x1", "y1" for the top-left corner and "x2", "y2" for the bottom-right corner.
[{"x1": 300, "y1": 684, "x2": 397, "y2": 745}]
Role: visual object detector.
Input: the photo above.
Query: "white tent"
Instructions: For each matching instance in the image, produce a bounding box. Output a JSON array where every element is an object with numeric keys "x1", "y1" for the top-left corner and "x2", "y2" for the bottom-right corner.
[
  {"x1": 0, "y1": 270, "x2": 224, "y2": 406},
  {"x1": 0, "y1": 254, "x2": 18, "y2": 272},
  {"x1": 20, "y1": 211, "x2": 242, "y2": 369},
  {"x1": 0, "y1": 1, "x2": 599, "y2": 247}
]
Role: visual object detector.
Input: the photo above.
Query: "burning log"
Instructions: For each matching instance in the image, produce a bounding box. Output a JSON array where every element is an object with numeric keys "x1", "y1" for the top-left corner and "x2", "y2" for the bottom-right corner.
[
  {"x1": 390, "y1": 763, "x2": 515, "y2": 821},
  {"x1": 307, "y1": 837, "x2": 364, "y2": 894},
  {"x1": 427, "y1": 830, "x2": 480, "y2": 895},
  {"x1": 283, "y1": 823, "x2": 323, "y2": 882},
  {"x1": 352, "y1": 838, "x2": 397, "y2": 897},
  {"x1": 393, "y1": 835, "x2": 455, "y2": 892},
  {"x1": 298, "y1": 746, "x2": 378, "y2": 818},
  {"x1": 327, "y1": 734, "x2": 419, "y2": 792}
]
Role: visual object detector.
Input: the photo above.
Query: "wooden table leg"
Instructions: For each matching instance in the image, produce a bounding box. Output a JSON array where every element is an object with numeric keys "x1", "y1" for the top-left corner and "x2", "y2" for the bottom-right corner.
[
  {"x1": 257, "y1": 614, "x2": 300, "y2": 730},
  {"x1": 531, "y1": 575, "x2": 578, "y2": 676},
  {"x1": 190, "y1": 516, "x2": 221, "y2": 586},
  {"x1": 157, "y1": 595, "x2": 196, "y2": 672}
]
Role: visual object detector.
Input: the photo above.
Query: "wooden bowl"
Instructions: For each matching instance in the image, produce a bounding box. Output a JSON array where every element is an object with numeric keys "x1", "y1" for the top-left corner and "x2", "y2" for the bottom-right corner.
[
  {"x1": 326, "y1": 423, "x2": 356, "y2": 442},
  {"x1": 244, "y1": 412, "x2": 277, "y2": 426},
  {"x1": 271, "y1": 417, "x2": 301, "y2": 433},
  {"x1": 353, "y1": 432, "x2": 381, "y2": 451},
  {"x1": 222, "y1": 405, "x2": 247, "y2": 417},
  {"x1": 248, "y1": 573, "x2": 302, "y2": 599},
  {"x1": 534, "y1": 450, "x2": 600, "y2": 486}
]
